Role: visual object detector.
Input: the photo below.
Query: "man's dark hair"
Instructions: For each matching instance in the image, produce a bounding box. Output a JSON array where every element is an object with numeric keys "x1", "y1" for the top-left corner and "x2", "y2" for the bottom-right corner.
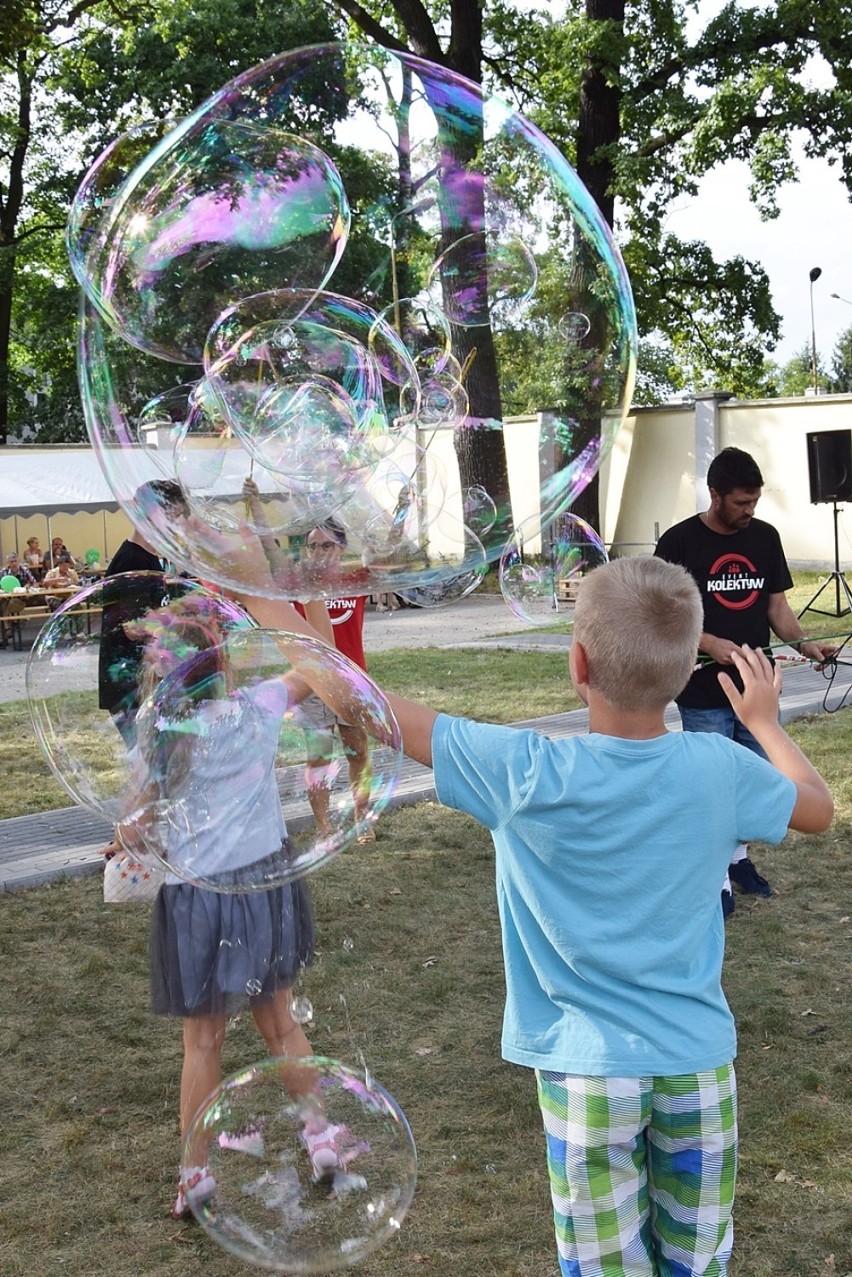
[
  {"x1": 707, "y1": 447, "x2": 763, "y2": 496},
  {"x1": 319, "y1": 516, "x2": 347, "y2": 547},
  {"x1": 135, "y1": 479, "x2": 190, "y2": 519}
]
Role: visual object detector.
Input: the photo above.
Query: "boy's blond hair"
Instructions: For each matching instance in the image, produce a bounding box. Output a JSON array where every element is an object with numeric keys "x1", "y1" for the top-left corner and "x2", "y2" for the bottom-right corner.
[{"x1": 573, "y1": 556, "x2": 703, "y2": 710}]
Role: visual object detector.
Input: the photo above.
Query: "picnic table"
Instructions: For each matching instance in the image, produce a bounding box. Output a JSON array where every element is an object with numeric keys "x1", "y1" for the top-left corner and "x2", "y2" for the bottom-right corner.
[{"x1": 0, "y1": 585, "x2": 103, "y2": 651}]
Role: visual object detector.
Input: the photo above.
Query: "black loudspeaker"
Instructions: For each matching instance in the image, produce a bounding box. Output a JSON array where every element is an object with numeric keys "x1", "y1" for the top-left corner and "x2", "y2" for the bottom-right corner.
[{"x1": 806, "y1": 429, "x2": 852, "y2": 504}]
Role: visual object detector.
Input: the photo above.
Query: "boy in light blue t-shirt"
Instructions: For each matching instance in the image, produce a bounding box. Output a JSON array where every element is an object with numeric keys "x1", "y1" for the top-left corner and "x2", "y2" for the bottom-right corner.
[{"x1": 245, "y1": 555, "x2": 833, "y2": 1277}]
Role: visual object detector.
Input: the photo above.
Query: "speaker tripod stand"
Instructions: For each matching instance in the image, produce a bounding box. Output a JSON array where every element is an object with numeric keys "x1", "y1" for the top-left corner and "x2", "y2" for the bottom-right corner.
[{"x1": 798, "y1": 502, "x2": 852, "y2": 619}]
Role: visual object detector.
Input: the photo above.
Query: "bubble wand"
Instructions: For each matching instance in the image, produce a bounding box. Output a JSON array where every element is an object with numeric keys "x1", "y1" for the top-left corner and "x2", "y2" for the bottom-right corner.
[{"x1": 694, "y1": 631, "x2": 852, "y2": 713}]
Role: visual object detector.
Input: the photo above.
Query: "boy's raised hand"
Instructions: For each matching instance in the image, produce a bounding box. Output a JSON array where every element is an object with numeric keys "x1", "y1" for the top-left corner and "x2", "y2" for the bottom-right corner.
[
  {"x1": 717, "y1": 644, "x2": 781, "y2": 732},
  {"x1": 718, "y1": 644, "x2": 833, "y2": 835}
]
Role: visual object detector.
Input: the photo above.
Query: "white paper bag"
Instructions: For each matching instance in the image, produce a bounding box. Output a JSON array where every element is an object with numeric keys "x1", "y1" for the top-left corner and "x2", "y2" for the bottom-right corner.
[{"x1": 103, "y1": 852, "x2": 164, "y2": 903}]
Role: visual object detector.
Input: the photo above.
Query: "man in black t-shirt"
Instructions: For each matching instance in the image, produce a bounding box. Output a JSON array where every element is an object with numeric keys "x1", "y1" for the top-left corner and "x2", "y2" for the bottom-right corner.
[
  {"x1": 99, "y1": 480, "x2": 192, "y2": 736},
  {"x1": 97, "y1": 480, "x2": 191, "y2": 857},
  {"x1": 655, "y1": 447, "x2": 835, "y2": 914}
]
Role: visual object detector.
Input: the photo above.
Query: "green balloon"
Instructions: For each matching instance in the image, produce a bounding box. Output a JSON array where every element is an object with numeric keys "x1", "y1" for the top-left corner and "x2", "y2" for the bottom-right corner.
[{"x1": 1, "y1": 574, "x2": 18, "y2": 593}]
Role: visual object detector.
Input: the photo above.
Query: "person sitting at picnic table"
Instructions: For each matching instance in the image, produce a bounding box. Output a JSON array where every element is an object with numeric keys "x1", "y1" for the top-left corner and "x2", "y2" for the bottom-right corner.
[
  {"x1": 1, "y1": 552, "x2": 37, "y2": 644},
  {"x1": 24, "y1": 537, "x2": 45, "y2": 579},
  {"x1": 43, "y1": 557, "x2": 81, "y2": 606},
  {"x1": 41, "y1": 557, "x2": 84, "y2": 636},
  {"x1": 44, "y1": 537, "x2": 74, "y2": 572}
]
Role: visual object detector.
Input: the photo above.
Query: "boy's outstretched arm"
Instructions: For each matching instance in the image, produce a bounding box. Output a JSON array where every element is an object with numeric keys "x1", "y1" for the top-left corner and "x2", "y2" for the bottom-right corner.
[
  {"x1": 235, "y1": 593, "x2": 437, "y2": 762},
  {"x1": 718, "y1": 645, "x2": 834, "y2": 833},
  {"x1": 384, "y1": 695, "x2": 437, "y2": 767}
]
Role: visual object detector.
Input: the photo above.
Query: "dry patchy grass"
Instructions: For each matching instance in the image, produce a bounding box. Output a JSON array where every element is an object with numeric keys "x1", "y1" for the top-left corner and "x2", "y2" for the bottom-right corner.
[{"x1": 1, "y1": 710, "x2": 852, "y2": 1275}]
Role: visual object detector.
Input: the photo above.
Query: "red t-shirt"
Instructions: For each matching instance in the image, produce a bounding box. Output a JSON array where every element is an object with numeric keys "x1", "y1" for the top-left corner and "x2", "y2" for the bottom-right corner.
[{"x1": 295, "y1": 596, "x2": 367, "y2": 670}]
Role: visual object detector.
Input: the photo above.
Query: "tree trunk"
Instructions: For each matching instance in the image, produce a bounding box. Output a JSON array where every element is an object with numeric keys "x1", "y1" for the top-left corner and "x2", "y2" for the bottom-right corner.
[
  {"x1": 376, "y1": 0, "x2": 513, "y2": 546},
  {"x1": 0, "y1": 52, "x2": 33, "y2": 445},
  {"x1": 567, "y1": 0, "x2": 625, "y2": 533},
  {"x1": 0, "y1": 257, "x2": 13, "y2": 446},
  {"x1": 417, "y1": 60, "x2": 512, "y2": 546}
]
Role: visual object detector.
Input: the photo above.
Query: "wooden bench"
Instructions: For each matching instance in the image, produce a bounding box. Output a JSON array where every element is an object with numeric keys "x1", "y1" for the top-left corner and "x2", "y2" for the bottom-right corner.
[
  {"x1": 1, "y1": 605, "x2": 103, "y2": 650},
  {"x1": 555, "y1": 578, "x2": 580, "y2": 603}
]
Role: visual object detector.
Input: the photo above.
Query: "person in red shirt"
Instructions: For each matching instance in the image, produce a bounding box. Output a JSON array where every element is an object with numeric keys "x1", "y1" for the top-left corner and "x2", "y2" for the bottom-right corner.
[{"x1": 298, "y1": 520, "x2": 374, "y2": 843}]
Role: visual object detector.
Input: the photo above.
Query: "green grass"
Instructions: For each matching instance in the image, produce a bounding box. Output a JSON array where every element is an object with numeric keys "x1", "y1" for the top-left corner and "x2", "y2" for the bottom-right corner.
[
  {"x1": 370, "y1": 646, "x2": 580, "y2": 722},
  {"x1": 0, "y1": 647, "x2": 584, "y2": 822},
  {"x1": 786, "y1": 571, "x2": 852, "y2": 643},
  {"x1": 1, "y1": 573, "x2": 851, "y2": 1273},
  {"x1": 0, "y1": 712, "x2": 851, "y2": 1275}
]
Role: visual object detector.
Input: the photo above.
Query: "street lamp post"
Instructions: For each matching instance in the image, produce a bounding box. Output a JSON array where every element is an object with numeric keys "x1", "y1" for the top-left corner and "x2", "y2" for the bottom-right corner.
[
  {"x1": 809, "y1": 266, "x2": 822, "y2": 394},
  {"x1": 830, "y1": 293, "x2": 852, "y2": 391}
]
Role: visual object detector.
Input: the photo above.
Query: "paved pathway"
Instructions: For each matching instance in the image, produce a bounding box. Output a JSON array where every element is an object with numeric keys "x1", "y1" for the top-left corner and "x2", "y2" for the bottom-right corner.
[{"x1": 2, "y1": 595, "x2": 848, "y2": 893}]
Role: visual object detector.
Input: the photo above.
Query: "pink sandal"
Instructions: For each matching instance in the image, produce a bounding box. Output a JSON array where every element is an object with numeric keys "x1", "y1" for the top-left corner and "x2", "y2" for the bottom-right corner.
[{"x1": 171, "y1": 1166, "x2": 216, "y2": 1219}]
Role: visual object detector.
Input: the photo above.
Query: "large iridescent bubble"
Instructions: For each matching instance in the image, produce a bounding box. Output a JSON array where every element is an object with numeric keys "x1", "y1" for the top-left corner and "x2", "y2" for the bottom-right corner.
[
  {"x1": 499, "y1": 512, "x2": 608, "y2": 627},
  {"x1": 70, "y1": 121, "x2": 349, "y2": 364},
  {"x1": 26, "y1": 587, "x2": 401, "y2": 883},
  {"x1": 121, "y1": 623, "x2": 402, "y2": 891},
  {"x1": 25, "y1": 576, "x2": 251, "y2": 821},
  {"x1": 184, "y1": 1056, "x2": 417, "y2": 1271},
  {"x1": 71, "y1": 40, "x2": 636, "y2": 605}
]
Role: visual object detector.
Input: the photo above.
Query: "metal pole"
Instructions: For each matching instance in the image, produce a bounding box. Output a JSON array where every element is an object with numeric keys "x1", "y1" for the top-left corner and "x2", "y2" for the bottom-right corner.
[
  {"x1": 809, "y1": 267, "x2": 822, "y2": 393},
  {"x1": 834, "y1": 502, "x2": 842, "y2": 616}
]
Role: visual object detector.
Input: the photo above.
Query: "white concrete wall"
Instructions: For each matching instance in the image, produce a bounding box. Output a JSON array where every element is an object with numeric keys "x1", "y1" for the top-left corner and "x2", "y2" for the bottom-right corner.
[{"x1": 607, "y1": 393, "x2": 852, "y2": 568}]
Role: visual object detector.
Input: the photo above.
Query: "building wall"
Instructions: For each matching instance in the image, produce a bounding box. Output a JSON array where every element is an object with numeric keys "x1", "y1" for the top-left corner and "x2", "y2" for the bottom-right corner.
[
  {"x1": 2, "y1": 393, "x2": 851, "y2": 570},
  {"x1": 608, "y1": 394, "x2": 852, "y2": 568}
]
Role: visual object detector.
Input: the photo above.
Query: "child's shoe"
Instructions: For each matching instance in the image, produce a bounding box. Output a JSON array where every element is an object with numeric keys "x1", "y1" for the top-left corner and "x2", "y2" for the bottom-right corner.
[
  {"x1": 171, "y1": 1165, "x2": 216, "y2": 1219},
  {"x1": 300, "y1": 1122, "x2": 366, "y2": 1185}
]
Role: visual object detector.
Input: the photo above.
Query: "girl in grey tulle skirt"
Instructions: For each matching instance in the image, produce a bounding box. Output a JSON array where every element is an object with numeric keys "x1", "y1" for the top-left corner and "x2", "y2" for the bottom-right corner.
[
  {"x1": 150, "y1": 871, "x2": 314, "y2": 1018},
  {"x1": 117, "y1": 595, "x2": 339, "y2": 1219}
]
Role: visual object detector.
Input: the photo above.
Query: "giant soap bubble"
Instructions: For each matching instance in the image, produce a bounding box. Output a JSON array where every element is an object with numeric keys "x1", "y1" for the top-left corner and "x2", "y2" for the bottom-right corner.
[
  {"x1": 26, "y1": 575, "x2": 249, "y2": 820},
  {"x1": 70, "y1": 121, "x2": 350, "y2": 364},
  {"x1": 26, "y1": 585, "x2": 401, "y2": 884},
  {"x1": 124, "y1": 623, "x2": 402, "y2": 891},
  {"x1": 184, "y1": 1055, "x2": 417, "y2": 1272},
  {"x1": 499, "y1": 512, "x2": 608, "y2": 627},
  {"x1": 70, "y1": 41, "x2": 636, "y2": 605}
]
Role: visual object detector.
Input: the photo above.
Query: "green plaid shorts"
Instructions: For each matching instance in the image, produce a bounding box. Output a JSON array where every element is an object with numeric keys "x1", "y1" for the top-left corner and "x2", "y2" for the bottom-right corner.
[{"x1": 536, "y1": 1066, "x2": 737, "y2": 1276}]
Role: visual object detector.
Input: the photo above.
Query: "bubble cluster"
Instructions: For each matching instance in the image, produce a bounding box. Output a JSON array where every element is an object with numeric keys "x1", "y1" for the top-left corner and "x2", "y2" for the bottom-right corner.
[
  {"x1": 186, "y1": 1055, "x2": 417, "y2": 1272},
  {"x1": 499, "y1": 512, "x2": 608, "y2": 627},
  {"x1": 69, "y1": 39, "x2": 636, "y2": 608},
  {"x1": 56, "y1": 40, "x2": 639, "y2": 1266}
]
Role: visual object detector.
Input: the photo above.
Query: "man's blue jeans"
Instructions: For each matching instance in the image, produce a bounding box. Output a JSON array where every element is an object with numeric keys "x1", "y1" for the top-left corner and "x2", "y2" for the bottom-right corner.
[{"x1": 678, "y1": 704, "x2": 769, "y2": 762}]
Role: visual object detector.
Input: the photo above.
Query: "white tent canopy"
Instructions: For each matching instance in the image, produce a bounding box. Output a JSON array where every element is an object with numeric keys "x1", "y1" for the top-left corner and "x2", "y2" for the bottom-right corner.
[{"x1": 0, "y1": 448, "x2": 121, "y2": 517}]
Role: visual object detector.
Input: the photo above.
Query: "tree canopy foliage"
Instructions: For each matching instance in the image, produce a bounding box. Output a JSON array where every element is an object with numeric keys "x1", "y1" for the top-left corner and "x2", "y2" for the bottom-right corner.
[
  {"x1": 0, "y1": 0, "x2": 344, "y2": 443},
  {"x1": 3, "y1": 0, "x2": 852, "y2": 444},
  {"x1": 487, "y1": 0, "x2": 852, "y2": 398}
]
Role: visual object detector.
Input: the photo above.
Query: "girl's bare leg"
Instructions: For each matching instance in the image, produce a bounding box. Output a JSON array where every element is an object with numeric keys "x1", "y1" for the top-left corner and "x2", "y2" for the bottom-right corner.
[
  {"x1": 251, "y1": 986, "x2": 319, "y2": 1109},
  {"x1": 304, "y1": 729, "x2": 336, "y2": 836},
  {"x1": 338, "y1": 724, "x2": 371, "y2": 827},
  {"x1": 252, "y1": 990, "x2": 362, "y2": 1181},
  {"x1": 180, "y1": 1013, "x2": 227, "y2": 1167}
]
